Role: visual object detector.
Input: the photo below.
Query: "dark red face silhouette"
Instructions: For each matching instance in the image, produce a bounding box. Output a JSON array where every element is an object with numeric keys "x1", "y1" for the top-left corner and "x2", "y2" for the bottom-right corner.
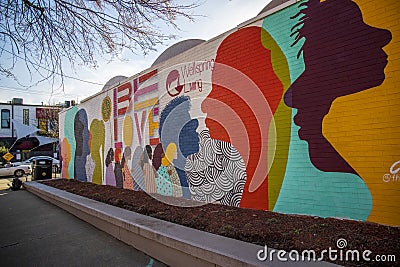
[{"x1": 284, "y1": 0, "x2": 391, "y2": 173}]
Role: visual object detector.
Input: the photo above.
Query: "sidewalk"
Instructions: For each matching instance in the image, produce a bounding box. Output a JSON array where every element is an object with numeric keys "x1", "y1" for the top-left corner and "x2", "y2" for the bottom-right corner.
[
  {"x1": 0, "y1": 175, "x2": 33, "y2": 191},
  {"x1": 0, "y1": 173, "x2": 62, "y2": 190},
  {"x1": 0, "y1": 188, "x2": 166, "y2": 267}
]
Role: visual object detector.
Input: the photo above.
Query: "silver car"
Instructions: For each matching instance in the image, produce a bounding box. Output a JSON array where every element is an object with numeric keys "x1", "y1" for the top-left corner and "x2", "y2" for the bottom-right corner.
[
  {"x1": 14, "y1": 156, "x2": 60, "y2": 173},
  {"x1": 0, "y1": 163, "x2": 31, "y2": 177}
]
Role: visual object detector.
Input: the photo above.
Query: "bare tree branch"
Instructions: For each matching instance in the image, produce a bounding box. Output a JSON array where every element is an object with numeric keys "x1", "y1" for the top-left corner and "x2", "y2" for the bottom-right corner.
[{"x1": 0, "y1": 0, "x2": 200, "y2": 88}]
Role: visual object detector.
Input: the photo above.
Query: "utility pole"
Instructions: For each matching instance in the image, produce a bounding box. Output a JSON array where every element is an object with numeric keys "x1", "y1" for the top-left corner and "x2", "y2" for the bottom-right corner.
[{"x1": 11, "y1": 102, "x2": 14, "y2": 141}]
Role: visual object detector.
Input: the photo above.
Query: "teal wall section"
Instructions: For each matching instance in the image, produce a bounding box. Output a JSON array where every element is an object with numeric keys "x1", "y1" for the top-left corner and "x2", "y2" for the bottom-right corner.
[{"x1": 262, "y1": 3, "x2": 372, "y2": 220}]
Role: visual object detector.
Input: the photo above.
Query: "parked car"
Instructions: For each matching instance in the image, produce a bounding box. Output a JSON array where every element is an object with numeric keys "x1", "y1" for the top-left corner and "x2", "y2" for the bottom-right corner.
[
  {"x1": 0, "y1": 163, "x2": 31, "y2": 177},
  {"x1": 14, "y1": 156, "x2": 60, "y2": 173}
]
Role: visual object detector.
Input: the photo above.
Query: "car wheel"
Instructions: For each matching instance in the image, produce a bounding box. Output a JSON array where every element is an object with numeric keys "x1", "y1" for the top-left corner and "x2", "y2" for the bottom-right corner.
[{"x1": 14, "y1": 170, "x2": 24, "y2": 177}]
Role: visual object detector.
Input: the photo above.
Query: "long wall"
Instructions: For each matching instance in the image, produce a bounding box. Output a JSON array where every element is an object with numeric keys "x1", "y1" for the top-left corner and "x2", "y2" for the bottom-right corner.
[{"x1": 59, "y1": 0, "x2": 400, "y2": 226}]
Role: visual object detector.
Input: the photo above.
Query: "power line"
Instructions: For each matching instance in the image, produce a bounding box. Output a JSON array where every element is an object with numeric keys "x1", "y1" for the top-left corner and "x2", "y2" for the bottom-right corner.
[
  {"x1": 0, "y1": 85, "x2": 78, "y2": 97},
  {"x1": 0, "y1": 48, "x2": 104, "y2": 86}
]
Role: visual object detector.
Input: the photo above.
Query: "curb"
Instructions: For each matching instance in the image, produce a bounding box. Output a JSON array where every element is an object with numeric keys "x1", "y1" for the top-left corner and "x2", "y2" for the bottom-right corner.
[{"x1": 24, "y1": 181, "x2": 338, "y2": 267}]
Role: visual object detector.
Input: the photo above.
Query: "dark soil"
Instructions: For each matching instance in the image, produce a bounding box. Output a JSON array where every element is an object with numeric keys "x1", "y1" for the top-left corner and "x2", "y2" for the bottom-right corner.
[{"x1": 41, "y1": 179, "x2": 399, "y2": 267}]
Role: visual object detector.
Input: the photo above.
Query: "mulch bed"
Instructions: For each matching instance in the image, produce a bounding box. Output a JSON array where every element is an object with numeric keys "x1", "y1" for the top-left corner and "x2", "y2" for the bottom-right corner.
[{"x1": 41, "y1": 179, "x2": 399, "y2": 266}]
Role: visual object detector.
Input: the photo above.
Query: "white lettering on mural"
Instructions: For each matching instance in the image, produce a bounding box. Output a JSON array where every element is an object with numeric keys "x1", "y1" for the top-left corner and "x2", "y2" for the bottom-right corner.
[{"x1": 180, "y1": 59, "x2": 215, "y2": 78}]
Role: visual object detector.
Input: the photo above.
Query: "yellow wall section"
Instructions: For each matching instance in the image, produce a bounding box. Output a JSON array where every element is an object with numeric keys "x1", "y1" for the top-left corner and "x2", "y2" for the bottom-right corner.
[
  {"x1": 90, "y1": 119, "x2": 105, "y2": 185},
  {"x1": 323, "y1": 0, "x2": 400, "y2": 225},
  {"x1": 123, "y1": 115, "x2": 133, "y2": 147},
  {"x1": 148, "y1": 110, "x2": 159, "y2": 138},
  {"x1": 261, "y1": 29, "x2": 292, "y2": 210}
]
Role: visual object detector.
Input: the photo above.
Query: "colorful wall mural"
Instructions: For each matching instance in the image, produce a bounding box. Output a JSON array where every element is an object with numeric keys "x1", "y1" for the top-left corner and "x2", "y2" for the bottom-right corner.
[{"x1": 59, "y1": 0, "x2": 400, "y2": 226}]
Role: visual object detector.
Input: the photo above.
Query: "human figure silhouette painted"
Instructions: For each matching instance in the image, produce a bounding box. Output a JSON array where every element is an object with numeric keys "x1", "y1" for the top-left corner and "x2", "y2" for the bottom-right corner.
[
  {"x1": 60, "y1": 138, "x2": 71, "y2": 178},
  {"x1": 159, "y1": 96, "x2": 199, "y2": 199},
  {"x1": 114, "y1": 148, "x2": 123, "y2": 189},
  {"x1": 152, "y1": 143, "x2": 164, "y2": 172},
  {"x1": 122, "y1": 147, "x2": 134, "y2": 190},
  {"x1": 202, "y1": 26, "x2": 284, "y2": 209},
  {"x1": 142, "y1": 145, "x2": 157, "y2": 193},
  {"x1": 131, "y1": 146, "x2": 145, "y2": 191},
  {"x1": 284, "y1": 0, "x2": 391, "y2": 174},
  {"x1": 105, "y1": 148, "x2": 116, "y2": 186},
  {"x1": 74, "y1": 109, "x2": 90, "y2": 182},
  {"x1": 163, "y1": 143, "x2": 182, "y2": 197},
  {"x1": 89, "y1": 119, "x2": 105, "y2": 185}
]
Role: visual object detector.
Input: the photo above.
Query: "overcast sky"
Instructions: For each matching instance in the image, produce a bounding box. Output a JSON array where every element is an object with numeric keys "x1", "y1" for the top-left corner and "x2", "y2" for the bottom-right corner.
[{"x1": 0, "y1": 0, "x2": 271, "y2": 105}]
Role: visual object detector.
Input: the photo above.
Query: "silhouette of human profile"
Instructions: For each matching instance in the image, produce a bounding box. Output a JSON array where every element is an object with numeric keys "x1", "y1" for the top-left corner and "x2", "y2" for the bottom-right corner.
[
  {"x1": 202, "y1": 26, "x2": 284, "y2": 209},
  {"x1": 141, "y1": 145, "x2": 157, "y2": 193},
  {"x1": 74, "y1": 109, "x2": 90, "y2": 181},
  {"x1": 152, "y1": 143, "x2": 164, "y2": 172},
  {"x1": 89, "y1": 119, "x2": 105, "y2": 185},
  {"x1": 105, "y1": 148, "x2": 116, "y2": 186},
  {"x1": 159, "y1": 96, "x2": 199, "y2": 199},
  {"x1": 284, "y1": 0, "x2": 392, "y2": 173}
]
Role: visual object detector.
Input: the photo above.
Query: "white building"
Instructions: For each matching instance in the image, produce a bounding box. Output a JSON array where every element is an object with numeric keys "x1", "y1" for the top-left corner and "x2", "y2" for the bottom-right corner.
[{"x1": 0, "y1": 98, "x2": 63, "y2": 160}]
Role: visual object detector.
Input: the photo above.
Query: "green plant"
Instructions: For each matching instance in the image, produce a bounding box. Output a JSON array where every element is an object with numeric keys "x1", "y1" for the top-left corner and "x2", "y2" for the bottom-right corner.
[
  {"x1": 386, "y1": 226, "x2": 394, "y2": 234},
  {"x1": 244, "y1": 223, "x2": 252, "y2": 228},
  {"x1": 92, "y1": 193, "x2": 101, "y2": 199},
  {"x1": 220, "y1": 225, "x2": 234, "y2": 232},
  {"x1": 294, "y1": 228, "x2": 302, "y2": 235},
  {"x1": 267, "y1": 218, "x2": 278, "y2": 224}
]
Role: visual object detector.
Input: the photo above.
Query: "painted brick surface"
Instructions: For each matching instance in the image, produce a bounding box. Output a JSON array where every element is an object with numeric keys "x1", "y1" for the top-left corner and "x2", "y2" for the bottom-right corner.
[{"x1": 59, "y1": 0, "x2": 400, "y2": 226}]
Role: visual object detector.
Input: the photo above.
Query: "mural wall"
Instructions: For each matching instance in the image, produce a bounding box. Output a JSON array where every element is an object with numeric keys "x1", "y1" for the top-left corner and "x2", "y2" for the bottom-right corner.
[{"x1": 59, "y1": 0, "x2": 400, "y2": 226}]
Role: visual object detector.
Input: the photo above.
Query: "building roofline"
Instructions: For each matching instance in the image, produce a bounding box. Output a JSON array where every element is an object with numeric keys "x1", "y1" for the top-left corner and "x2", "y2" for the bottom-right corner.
[
  {"x1": 0, "y1": 102, "x2": 61, "y2": 108},
  {"x1": 74, "y1": 0, "x2": 298, "y2": 106}
]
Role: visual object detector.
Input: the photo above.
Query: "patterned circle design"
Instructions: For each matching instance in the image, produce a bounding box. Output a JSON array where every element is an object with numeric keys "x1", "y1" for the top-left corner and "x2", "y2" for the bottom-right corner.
[
  {"x1": 101, "y1": 96, "x2": 112, "y2": 122},
  {"x1": 185, "y1": 129, "x2": 246, "y2": 207}
]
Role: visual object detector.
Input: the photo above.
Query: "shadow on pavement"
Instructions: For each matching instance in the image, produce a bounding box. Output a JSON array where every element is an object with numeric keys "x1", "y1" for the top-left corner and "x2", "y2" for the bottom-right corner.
[{"x1": 0, "y1": 189, "x2": 166, "y2": 267}]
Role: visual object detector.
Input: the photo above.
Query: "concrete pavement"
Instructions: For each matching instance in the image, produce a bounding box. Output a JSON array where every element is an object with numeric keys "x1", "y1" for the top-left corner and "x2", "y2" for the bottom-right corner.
[
  {"x1": 0, "y1": 176, "x2": 32, "y2": 191},
  {"x1": 25, "y1": 181, "x2": 338, "y2": 267},
  {"x1": 0, "y1": 189, "x2": 167, "y2": 267},
  {"x1": 0, "y1": 173, "x2": 61, "y2": 191}
]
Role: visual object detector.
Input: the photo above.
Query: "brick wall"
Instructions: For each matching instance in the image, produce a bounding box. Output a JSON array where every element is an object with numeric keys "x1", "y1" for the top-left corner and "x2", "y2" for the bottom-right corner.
[{"x1": 59, "y1": 0, "x2": 400, "y2": 226}]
